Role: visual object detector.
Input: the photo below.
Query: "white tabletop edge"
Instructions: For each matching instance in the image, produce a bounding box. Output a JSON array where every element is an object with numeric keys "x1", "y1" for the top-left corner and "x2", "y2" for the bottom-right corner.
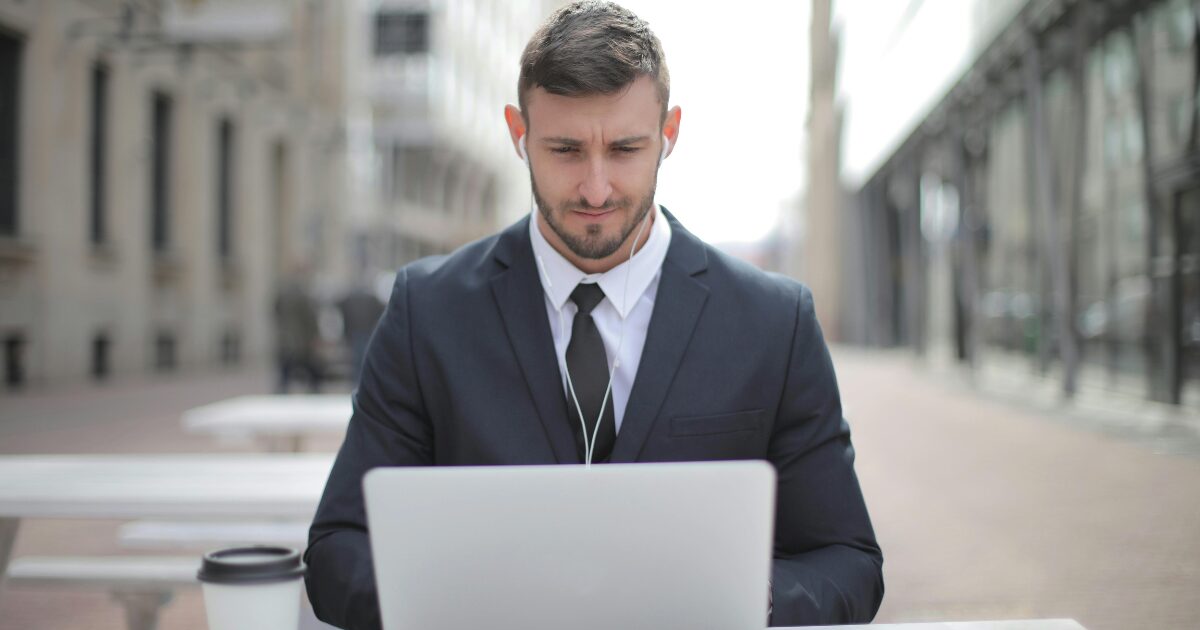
[{"x1": 787, "y1": 619, "x2": 1086, "y2": 630}]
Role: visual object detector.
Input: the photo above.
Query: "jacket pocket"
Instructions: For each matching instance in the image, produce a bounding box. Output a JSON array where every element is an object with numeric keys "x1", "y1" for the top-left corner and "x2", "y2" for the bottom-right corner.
[{"x1": 670, "y1": 409, "x2": 765, "y2": 438}]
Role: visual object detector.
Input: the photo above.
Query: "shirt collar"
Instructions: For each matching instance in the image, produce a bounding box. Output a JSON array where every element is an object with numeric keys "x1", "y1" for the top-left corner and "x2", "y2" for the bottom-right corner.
[{"x1": 529, "y1": 202, "x2": 672, "y2": 319}]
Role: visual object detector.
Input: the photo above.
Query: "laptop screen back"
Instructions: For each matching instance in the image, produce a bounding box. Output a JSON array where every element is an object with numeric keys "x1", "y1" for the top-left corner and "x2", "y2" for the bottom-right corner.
[{"x1": 363, "y1": 461, "x2": 775, "y2": 630}]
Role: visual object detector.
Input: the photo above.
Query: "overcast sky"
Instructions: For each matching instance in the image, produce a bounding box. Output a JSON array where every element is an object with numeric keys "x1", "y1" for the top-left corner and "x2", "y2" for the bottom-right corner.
[{"x1": 616, "y1": 1, "x2": 811, "y2": 244}]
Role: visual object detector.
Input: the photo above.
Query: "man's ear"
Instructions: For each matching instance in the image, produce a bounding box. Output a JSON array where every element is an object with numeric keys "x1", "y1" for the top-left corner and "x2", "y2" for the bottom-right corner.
[
  {"x1": 504, "y1": 105, "x2": 526, "y2": 160},
  {"x1": 662, "y1": 105, "x2": 682, "y2": 159}
]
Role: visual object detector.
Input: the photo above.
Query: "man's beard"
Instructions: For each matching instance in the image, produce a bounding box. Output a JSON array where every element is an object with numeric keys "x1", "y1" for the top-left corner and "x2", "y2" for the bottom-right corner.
[{"x1": 531, "y1": 173, "x2": 656, "y2": 261}]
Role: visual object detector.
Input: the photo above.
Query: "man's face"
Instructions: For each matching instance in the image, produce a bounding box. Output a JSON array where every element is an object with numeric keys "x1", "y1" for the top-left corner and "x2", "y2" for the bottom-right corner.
[{"x1": 513, "y1": 76, "x2": 677, "y2": 267}]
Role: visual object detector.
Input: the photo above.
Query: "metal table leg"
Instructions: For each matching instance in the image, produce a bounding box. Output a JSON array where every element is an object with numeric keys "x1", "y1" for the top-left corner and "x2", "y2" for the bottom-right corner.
[
  {"x1": 0, "y1": 517, "x2": 20, "y2": 584},
  {"x1": 112, "y1": 589, "x2": 174, "y2": 630}
]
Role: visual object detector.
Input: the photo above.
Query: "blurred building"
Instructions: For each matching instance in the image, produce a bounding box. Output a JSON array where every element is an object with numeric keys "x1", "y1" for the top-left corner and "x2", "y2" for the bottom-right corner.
[
  {"x1": 344, "y1": 0, "x2": 562, "y2": 272},
  {"x1": 0, "y1": 0, "x2": 352, "y2": 387},
  {"x1": 833, "y1": 0, "x2": 1200, "y2": 408},
  {"x1": 0, "y1": 0, "x2": 570, "y2": 389},
  {"x1": 795, "y1": 0, "x2": 846, "y2": 340}
]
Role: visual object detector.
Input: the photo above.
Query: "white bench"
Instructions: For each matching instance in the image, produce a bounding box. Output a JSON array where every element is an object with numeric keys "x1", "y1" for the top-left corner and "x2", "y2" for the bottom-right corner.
[
  {"x1": 181, "y1": 394, "x2": 352, "y2": 452},
  {"x1": 0, "y1": 454, "x2": 334, "y2": 630},
  {"x1": 4, "y1": 555, "x2": 199, "y2": 630},
  {"x1": 118, "y1": 520, "x2": 309, "y2": 549}
]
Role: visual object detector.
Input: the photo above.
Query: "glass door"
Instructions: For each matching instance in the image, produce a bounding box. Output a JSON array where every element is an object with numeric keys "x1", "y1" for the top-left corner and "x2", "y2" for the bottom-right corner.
[{"x1": 1177, "y1": 186, "x2": 1200, "y2": 406}]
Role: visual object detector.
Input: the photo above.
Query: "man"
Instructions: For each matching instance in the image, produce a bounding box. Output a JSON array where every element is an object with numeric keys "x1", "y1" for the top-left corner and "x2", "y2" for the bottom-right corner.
[{"x1": 305, "y1": 2, "x2": 883, "y2": 628}]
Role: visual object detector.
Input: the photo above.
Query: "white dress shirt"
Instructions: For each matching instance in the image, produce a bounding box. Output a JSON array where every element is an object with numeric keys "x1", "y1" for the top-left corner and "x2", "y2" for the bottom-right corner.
[{"x1": 529, "y1": 204, "x2": 672, "y2": 433}]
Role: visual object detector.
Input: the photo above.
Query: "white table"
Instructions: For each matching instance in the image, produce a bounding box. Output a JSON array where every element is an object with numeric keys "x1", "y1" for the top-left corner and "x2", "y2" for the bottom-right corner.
[
  {"x1": 0, "y1": 456, "x2": 1087, "y2": 630},
  {"x1": 0, "y1": 453, "x2": 333, "y2": 575},
  {"x1": 797, "y1": 621, "x2": 1086, "y2": 629},
  {"x1": 181, "y1": 394, "x2": 352, "y2": 452}
]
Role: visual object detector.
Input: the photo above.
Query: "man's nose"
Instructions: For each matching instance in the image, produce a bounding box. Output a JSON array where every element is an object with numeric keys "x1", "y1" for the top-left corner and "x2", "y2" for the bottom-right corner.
[{"x1": 578, "y1": 157, "x2": 613, "y2": 208}]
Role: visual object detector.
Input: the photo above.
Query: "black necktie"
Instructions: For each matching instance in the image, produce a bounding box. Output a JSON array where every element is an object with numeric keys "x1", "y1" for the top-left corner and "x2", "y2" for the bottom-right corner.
[{"x1": 566, "y1": 283, "x2": 616, "y2": 463}]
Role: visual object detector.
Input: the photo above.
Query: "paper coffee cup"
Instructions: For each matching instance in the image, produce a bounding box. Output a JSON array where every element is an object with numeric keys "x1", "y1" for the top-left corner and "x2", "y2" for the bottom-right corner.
[{"x1": 197, "y1": 546, "x2": 305, "y2": 630}]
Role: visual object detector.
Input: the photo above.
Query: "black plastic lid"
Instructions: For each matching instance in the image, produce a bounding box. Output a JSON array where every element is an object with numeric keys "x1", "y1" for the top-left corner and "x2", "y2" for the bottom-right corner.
[{"x1": 197, "y1": 546, "x2": 305, "y2": 585}]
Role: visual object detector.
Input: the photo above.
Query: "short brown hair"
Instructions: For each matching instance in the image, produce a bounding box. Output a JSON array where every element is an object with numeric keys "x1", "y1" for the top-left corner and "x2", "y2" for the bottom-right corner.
[{"x1": 518, "y1": 1, "x2": 670, "y2": 125}]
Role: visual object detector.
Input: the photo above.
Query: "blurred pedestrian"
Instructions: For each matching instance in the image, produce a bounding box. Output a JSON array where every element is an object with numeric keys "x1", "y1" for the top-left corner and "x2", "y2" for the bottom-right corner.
[
  {"x1": 274, "y1": 276, "x2": 322, "y2": 393},
  {"x1": 337, "y1": 283, "x2": 385, "y2": 386}
]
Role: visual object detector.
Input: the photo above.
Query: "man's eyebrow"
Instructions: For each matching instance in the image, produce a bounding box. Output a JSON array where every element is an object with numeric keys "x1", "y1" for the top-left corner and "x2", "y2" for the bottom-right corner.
[
  {"x1": 610, "y1": 135, "x2": 650, "y2": 147},
  {"x1": 541, "y1": 136, "x2": 583, "y2": 147}
]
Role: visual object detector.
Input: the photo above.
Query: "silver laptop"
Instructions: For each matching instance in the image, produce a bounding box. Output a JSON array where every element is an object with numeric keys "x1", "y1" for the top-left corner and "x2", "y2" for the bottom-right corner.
[{"x1": 363, "y1": 461, "x2": 775, "y2": 630}]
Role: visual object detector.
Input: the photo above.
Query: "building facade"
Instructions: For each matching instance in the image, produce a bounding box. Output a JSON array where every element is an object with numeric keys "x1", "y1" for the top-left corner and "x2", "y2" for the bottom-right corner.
[
  {"x1": 837, "y1": 0, "x2": 1200, "y2": 407},
  {"x1": 0, "y1": 0, "x2": 352, "y2": 387},
  {"x1": 0, "y1": 0, "x2": 574, "y2": 389},
  {"x1": 346, "y1": 0, "x2": 562, "y2": 273}
]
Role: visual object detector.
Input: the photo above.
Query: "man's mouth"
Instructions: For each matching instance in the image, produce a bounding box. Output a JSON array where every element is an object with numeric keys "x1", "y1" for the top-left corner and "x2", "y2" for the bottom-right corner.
[{"x1": 571, "y1": 208, "x2": 616, "y2": 219}]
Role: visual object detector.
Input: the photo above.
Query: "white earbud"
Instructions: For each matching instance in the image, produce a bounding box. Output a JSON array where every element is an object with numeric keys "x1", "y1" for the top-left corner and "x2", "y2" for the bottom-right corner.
[
  {"x1": 519, "y1": 135, "x2": 529, "y2": 167},
  {"x1": 659, "y1": 134, "x2": 670, "y2": 165}
]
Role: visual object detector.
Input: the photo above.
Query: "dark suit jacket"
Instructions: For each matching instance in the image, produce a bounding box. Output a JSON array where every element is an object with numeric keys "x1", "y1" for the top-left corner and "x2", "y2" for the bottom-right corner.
[{"x1": 305, "y1": 210, "x2": 884, "y2": 629}]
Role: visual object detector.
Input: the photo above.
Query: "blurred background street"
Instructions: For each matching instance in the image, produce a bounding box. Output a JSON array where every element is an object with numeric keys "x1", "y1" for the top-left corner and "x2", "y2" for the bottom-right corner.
[
  {"x1": 0, "y1": 349, "x2": 1197, "y2": 629},
  {"x1": 2, "y1": 0, "x2": 1200, "y2": 628}
]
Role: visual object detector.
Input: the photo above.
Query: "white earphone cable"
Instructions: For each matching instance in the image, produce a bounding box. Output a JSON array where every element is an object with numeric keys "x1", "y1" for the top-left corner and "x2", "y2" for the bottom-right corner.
[{"x1": 527, "y1": 132, "x2": 666, "y2": 467}]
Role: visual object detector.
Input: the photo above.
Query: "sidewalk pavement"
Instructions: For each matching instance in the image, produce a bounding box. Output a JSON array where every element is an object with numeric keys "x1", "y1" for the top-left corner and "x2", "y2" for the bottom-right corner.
[
  {"x1": 840, "y1": 347, "x2": 1200, "y2": 629},
  {"x1": 0, "y1": 351, "x2": 1197, "y2": 629}
]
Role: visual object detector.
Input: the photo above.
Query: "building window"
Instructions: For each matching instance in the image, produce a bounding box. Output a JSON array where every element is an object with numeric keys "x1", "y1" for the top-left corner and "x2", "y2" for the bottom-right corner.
[
  {"x1": 90, "y1": 61, "x2": 109, "y2": 245},
  {"x1": 91, "y1": 333, "x2": 110, "y2": 380},
  {"x1": 3, "y1": 333, "x2": 24, "y2": 388},
  {"x1": 154, "y1": 331, "x2": 176, "y2": 372},
  {"x1": 480, "y1": 177, "x2": 497, "y2": 222},
  {"x1": 1166, "y1": 0, "x2": 1196, "y2": 53},
  {"x1": 151, "y1": 91, "x2": 173, "y2": 253},
  {"x1": 220, "y1": 329, "x2": 240, "y2": 365},
  {"x1": 1148, "y1": 0, "x2": 1198, "y2": 164},
  {"x1": 374, "y1": 10, "x2": 428, "y2": 56},
  {"x1": 270, "y1": 140, "x2": 289, "y2": 281},
  {"x1": 403, "y1": 146, "x2": 432, "y2": 204},
  {"x1": 0, "y1": 29, "x2": 21, "y2": 237},
  {"x1": 389, "y1": 143, "x2": 403, "y2": 202},
  {"x1": 1077, "y1": 29, "x2": 1152, "y2": 385},
  {"x1": 216, "y1": 116, "x2": 235, "y2": 259},
  {"x1": 983, "y1": 103, "x2": 1036, "y2": 355}
]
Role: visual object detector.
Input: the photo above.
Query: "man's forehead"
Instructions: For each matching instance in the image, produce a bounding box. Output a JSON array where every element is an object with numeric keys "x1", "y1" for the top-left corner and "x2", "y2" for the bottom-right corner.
[{"x1": 524, "y1": 76, "x2": 662, "y2": 138}]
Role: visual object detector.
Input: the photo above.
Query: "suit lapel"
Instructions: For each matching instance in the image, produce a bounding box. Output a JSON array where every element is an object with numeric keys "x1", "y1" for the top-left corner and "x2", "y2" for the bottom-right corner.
[
  {"x1": 489, "y1": 218, "x2": 578, "y2": 464},
  {"x1": 609, "y1": 210, "x2": 710, "y2": 463}
]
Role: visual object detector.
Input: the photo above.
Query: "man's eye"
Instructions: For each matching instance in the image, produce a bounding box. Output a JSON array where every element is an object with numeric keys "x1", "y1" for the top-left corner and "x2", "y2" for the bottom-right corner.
[
  {"x1": 550, "y1": 146, "x2": 577, "y2": 154},
  {"x1": 614, "y1": 147, "x2": 640, "y2": 153}
]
